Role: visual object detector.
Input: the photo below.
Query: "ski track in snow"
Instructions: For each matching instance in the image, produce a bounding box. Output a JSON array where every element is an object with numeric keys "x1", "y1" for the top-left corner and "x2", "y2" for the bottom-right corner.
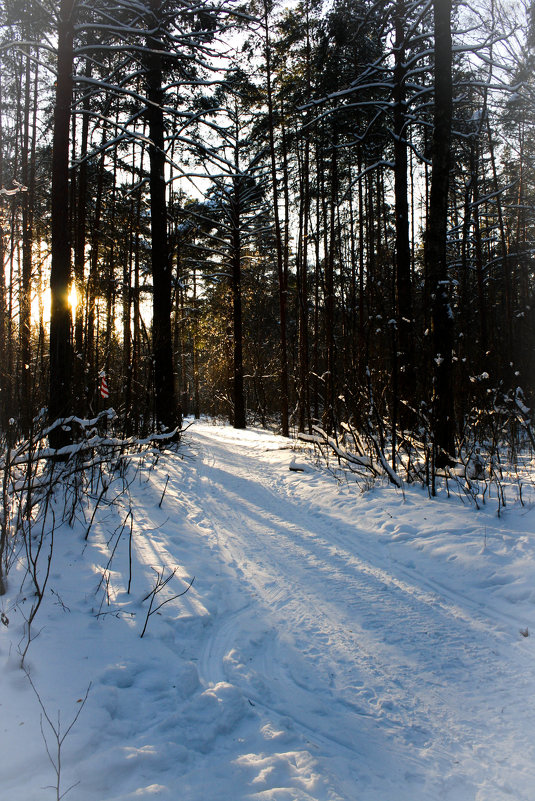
[
  {"x1": 1, "y1": 420, "x2": 535, "y2": 801},
  {"x1": 171, "y1": 424, "x2": 535, "y2": 800}
]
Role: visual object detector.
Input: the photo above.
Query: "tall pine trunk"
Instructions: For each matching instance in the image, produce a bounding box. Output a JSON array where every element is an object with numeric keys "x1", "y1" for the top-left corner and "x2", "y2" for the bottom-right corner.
[
  {"x1": 263, "y1": 0, "x2": 289, "y2": 436},
  {"x1": 73, "y1": 59, "x2": 91, "y2": 411},
  {"x1": 20, "y1": 50, "x2": 34, "y2": 435},
  {"x1": 322, "y1": 144, "x2": 338, "y2": 435},
  {"x1": 426, "y1": 0, "x2": 455, "y2": 466},
  {"x1": 393, "y1": 0, "x2": 414, "y2": 419},
  {"x1": 230, "y1": 177, "x2": 246, "y2": 429},
  {"x1": 49, "y1": 0, "x2": 75, "y2": 449},
  {"x1": 146, "y1": 1, "x2": 179, "y2": 433}
]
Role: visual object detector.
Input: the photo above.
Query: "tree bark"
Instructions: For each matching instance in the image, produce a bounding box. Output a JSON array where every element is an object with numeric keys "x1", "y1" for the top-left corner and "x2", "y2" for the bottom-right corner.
[
  {"x1": 146, "y1": 1, "x2": 180, "y2": 433},
  {"x1": 0, "y1": 70, "x2": 6, "y2": 432},
  {"x1": 73, "y1": 59, "x2": 91, "y2": 410},
  {"x1": 322, "y1": 144, "x2": 338, "y2": 435},
  {"x1": 20, "y1": 50, "x2": 34, "y2": 435},
  {"x1": 230, "y1": 177, "x2": 246, "y2": 429},
  {"x1": 393, "y1": 0, "x2": 414, "y2": 417},
  {"x1": 426, "y1": 0, "x2": 455, "y2": 466},
  {"x1": 49, "y1": 0, "x2": 75, "y2": 449},
  {"x1": 263, "y1": 0, "x2": 289, "y2": 436}
]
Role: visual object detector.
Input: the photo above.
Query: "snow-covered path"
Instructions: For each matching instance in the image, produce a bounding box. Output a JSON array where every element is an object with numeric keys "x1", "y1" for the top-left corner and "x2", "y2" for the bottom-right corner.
[
  {"x1": 2, "y1": 421, "x2": 535, "y2": 801},
  {"x1": 178, "y1": 424, "x2": 535, "y2": 801}
]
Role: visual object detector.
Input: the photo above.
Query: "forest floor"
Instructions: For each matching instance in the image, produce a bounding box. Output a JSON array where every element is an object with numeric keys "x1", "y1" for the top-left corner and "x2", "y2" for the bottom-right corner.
[{"x1": 1, "y1": 420, "x2": 535, "y2": 800}]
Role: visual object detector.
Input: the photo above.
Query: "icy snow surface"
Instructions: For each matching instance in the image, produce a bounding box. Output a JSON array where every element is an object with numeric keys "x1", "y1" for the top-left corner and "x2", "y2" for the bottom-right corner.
[{"x1": 1, "y1": 420, "x2": 535, "y2": 800}]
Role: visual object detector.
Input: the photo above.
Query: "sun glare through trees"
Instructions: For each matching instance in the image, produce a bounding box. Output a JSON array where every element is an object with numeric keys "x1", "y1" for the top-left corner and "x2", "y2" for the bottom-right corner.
[{"x1": 0, "y1": 0, "x2": 533, "y2": 474}]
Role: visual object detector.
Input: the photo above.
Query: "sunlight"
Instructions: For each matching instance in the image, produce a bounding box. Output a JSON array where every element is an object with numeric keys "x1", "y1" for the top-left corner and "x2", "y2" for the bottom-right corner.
[
  {"x1": 30, "y1": 284, "x2": 78, "y2": 327},
  {"x1": 68, "y1": 283, "x2": 78, "y2": 314}
]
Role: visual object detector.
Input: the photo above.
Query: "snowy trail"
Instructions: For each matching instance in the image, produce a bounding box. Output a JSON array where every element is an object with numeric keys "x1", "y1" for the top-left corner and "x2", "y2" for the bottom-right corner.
[
  {"x1": 2, "y1": 420, "x2": 535, "y2": 801},
  {"x1": 172, "y1": 424, "x2": 535, "y2": 801}
]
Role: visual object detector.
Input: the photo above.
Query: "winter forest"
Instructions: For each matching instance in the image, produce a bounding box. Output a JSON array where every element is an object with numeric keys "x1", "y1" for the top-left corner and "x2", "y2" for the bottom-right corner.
[
  {"x1": 0, "y1": 0, "x2": 533, "y2": 463},
  {"x1": 2, "y1": 2, "x2": 535, "y2": 799}
]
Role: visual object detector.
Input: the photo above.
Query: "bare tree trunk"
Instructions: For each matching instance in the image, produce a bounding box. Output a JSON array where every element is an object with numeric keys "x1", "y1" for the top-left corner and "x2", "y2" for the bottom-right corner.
[
  {"x1": 322, "y1": 144, "x2": 338, "y2": 435},
  {"x1": 102, "y1": 139, "x2": 118, "y2": 380},
  {"x1": 192, "y1": 266, "x2": 200, "y2": 419},
  {"x1": 73, "y1": 59, "x2": 91, "y2": 410},
  {"x1": 20, "y1": 50, "x2": 34, "y2": 434},
  {"x1": 0, "y1": 227, "x2": 5, "y2": 431},
  {"x1": 486, "y1": 117, "x2": 513, "y2": 368},
  {"x1": 230, "y1": 177, "x2": 246, "y2": 429},
  {"x1": 297, "y1": 130, "x2": 311, "y2": 433},
  {"x1": 357, "y1": 147, "x2": 365, "y2": 382},
  {"x1": 49, "y1": 0, "x2": 75, "y2": 449},
  {"x1": 263, "y1": 0, "x2": 289, "y2": 436},
  {"x1": 146, "y1": 2, "x2": 179, "y2": 433},
  {"x1": 296, "y1": 8, "x2": 312, "y2": 433},
  {"x1": 85, "y1": 144, "x2": 105, "y2": 413},
  {"x1": 133, "y1": 196, "x2": 142, "y2": 430},
  {"x1": 426, "y1": 0, "x2": 455, "y2": 466},
  {"x1": 0, "y1": 70, "x2": 6, "y2": 431},
  {"x1": 393, "y1": 0, "x2": 414, "y2": 417}
]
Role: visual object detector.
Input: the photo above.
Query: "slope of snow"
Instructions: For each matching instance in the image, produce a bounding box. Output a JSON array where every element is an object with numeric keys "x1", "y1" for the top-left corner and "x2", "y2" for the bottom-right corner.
[{"x1": 1, "y1": 420, "x2": 535, "y2": 800}]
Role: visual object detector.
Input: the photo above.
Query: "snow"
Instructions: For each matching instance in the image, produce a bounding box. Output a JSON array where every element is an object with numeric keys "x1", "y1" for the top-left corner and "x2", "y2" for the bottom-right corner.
[{"x1": 1, "y1": 419, "x2": 535, "y2": 801}]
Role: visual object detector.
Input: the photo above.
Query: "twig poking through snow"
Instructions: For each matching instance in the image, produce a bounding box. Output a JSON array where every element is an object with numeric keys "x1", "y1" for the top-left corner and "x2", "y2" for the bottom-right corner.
[
  {"x1": 159, "y1": 475, "x2": 170, "y2": 507},
  {"x1": 140, "y1": 567, "x2": 195, "y2": 638},
  {"x1": 24, "y1": 669, "x2": 91, "y2": 801}
]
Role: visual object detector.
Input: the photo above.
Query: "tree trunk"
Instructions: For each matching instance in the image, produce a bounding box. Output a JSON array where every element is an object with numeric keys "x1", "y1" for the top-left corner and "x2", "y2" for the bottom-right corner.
[
  {"x1": 73, "y1": 59, "x2": 91, "y2": 410},
  {"x1": 146, "y1": 2, "x2": 180, "y2": 433},
  {"x1": 426, "y1": 0, "x2": 455, "y2": 466},
  {"x1": 85, "y1": 145, "x2": 105, "y2": 412},
  {"x1": 20, "y1": 50, "x2": 34, "y2": 435},
  {"x1": 263, "y1": 1, "x2": 289, "y2": 436},
  {"x1": 486, "y1": 116, "x2": 513, "y2": 371},
  {"x1": 297, "y1": 130, "x2": 311, "y2": 433},
  {"x1": 322, "y1": 144, "x2": 338, "y2": 435},
  {"x1": 393, "y1": 0, "x2": 414, "y2": 417},
  {"x1": 0, "y1": 226, "x2": 5, "y2": 431},
  {"x1": 230, "y1": 178, "x2": 246, "y2": 429},
  {"x1": 192, "y1": 266, "x2": 200, "y2": 419},
  {"x1": 0, "y1": 69, "x2": 6, "y2": 432},
  {"x1": 296, "y1": 10, "x2": 312, "y2": 433},
  {"x1": 49, "y1": 0, "x2": 75, "y2": 449}
]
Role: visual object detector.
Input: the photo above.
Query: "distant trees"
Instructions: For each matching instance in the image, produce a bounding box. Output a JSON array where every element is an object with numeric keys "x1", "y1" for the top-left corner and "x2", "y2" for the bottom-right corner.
[
  {"x1": 0, "y1": 0, "x2": 532, "y2": 467},
  {"x1": 184, "y1": 70, "x2": 271, "y2": 428}
]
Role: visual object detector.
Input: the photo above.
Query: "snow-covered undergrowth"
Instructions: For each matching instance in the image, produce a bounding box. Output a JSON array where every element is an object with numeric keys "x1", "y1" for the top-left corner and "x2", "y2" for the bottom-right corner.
[{"x1": 1, "y1": 420, "x2": 535, "y2": 800}]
